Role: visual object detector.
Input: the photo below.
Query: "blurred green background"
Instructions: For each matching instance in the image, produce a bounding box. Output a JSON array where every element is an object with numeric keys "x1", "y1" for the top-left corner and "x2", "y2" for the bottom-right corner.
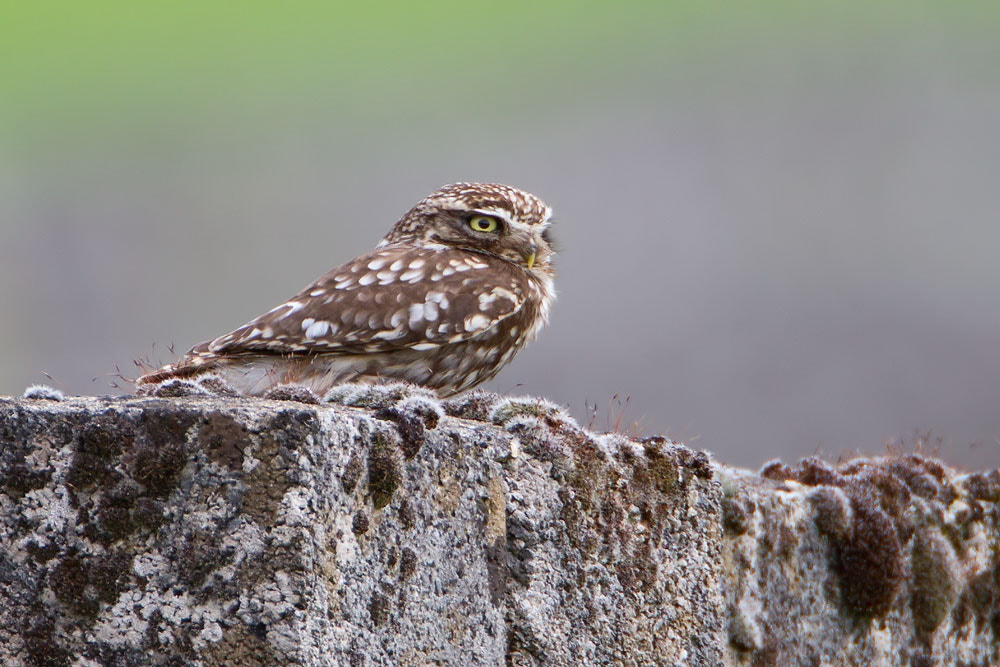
[{"x1": 3, "y1": 2, "x2": 999, "y2": 469}]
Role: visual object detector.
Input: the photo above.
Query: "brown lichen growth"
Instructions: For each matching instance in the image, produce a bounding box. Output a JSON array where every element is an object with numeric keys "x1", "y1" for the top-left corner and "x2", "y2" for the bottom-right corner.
[
  {"x1": 963, "y1": 470, "x2": 1000, "y2": 503},
  {"x1": 834, "y1": 489, "x2": 905, "y2": 618},
  {"x1": 199, "y1": 412, "x2": 249, "y2": 470},
  {"x1": 50, "y1": 548, "x2": 132, "y2": 619},
  {"x1": 808, "y1": 486, "x2": 851, "y2": 539},
  {"x1": 177, "y1": 529, "x2": 236, "y2": 590},
  {"x1": 201, "y1": 621, "x2": 276, "y2": 667},
  {"x1": 263, "y1": 384, "x2": 320, "y2": 404},
  {"x1": 369, "y1": 591, "x2": 391, "y2": 626},
  {"x1": 911, "y1": 527, "x2": 961, "y2": 642},
  {"x1": 954, "y1": 551, "x2": 1000, "y2": 642},
  {"x1": 542, "y1": 428, "x2": 702, "y2": 603},
  {"x1": 728, "y1": 451, "x2": 1000, "y2": 666},
  {"x1": 399, "y1": 547, "x2": 418, "y2": 581},
  {"x1": 767, "y1": 453, "x2": 1000, "y2": 634},
  {"x1": 353, "y1": 511, "x2": 370, "y2": 535},
  {"x1": 241, "y1": 409, "x2": 318, "y2": 524},
  {"x1": 759, "y1": 460, "x2": 794, "y2": 482},
  {"x1": 367, "y1": 427, "x2": 403, "y2": 510},
  {"x1": 374, "y1": 398, "x2": 442, "y2": 459},
  {"x1": 127, "y1": 409, "x2": 197, "y2": 498},
  {"x1": 441, "y1": 390, "x2": 501, "y2": 422},
  {"x1": 342, "y1": 450, "x2": 365, "y2": 493},
  {"x1": 722, "y1": 494, "x2": 753, "y2": 536}
]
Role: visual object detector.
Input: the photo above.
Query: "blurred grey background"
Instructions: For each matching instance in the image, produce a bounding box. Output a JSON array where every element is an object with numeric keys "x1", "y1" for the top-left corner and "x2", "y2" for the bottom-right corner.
[{"x1": 2, "y1": 2, "x2": 998, "y2": 469}]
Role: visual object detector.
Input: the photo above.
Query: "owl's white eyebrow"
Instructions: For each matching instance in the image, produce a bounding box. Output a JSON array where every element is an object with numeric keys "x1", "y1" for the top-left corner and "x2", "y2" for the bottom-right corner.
[{"x1": 471, "y1": 208, "x2": 515, "y2": 225}]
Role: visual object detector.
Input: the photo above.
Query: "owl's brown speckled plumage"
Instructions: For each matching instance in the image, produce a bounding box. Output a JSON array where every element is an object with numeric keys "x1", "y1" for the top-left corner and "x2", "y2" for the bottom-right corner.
[{"x1": 137, "y1": 183, "x2": 556, "y2": 397}]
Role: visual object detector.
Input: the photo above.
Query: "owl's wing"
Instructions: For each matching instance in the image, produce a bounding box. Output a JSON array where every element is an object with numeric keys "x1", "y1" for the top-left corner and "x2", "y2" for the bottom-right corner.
[{"x1": 189, "y1": 245, "x2": 530, "y2": 358}]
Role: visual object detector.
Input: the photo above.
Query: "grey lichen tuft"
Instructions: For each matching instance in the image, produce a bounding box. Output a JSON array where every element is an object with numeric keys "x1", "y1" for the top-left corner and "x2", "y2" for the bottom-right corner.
[
  {"x1": 489, "y1": 396, "x2": 571, "y2": 427},
  {"x1": 195, "y1": 374, "x2": 239, "y2": 396},
  {"x1": 263, "y1": 384, "x2": 320, "y2": 404},
  {"x1": 22, "y1": 385, "x2": 65, "y2": 401},
  {"x1": 144, "y1": 378, "x2": 211, "y2": 398},
  {"x1": 323, "y1": 381, "x2": 436, "y2": 410},
  {"x1": 442, "y1": 389, "x2": 502, "y2": 421},
  {"x1": 322, "y1": 382, "x2": 367, "y2": 405},
  {"x1": 395, "y1": 395, "x2": 445, "y2": 428}
]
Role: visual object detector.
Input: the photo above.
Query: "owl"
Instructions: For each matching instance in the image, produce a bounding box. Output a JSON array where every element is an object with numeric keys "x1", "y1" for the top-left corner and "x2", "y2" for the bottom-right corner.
[{"x1": 136, "y1": 183, "x2": 556, "y2": 398}]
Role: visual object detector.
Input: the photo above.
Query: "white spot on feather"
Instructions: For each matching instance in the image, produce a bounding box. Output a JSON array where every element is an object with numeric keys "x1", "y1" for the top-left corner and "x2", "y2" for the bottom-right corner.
[
  {"x1": 479, "y1": 287, "x2": 517, "y2": 310},
  {"x1": 373, "y1": 327, "x2": 407, "y2": 341},
  {"x1": 273, "y1": 301, "x2": 304, "y2": 320},
  {"x1": 423, "y1": 300, "x2": 439, "y2": 321},
  {"x1": 305, "y1": 320, "x2": 330, "y2": 338},
  {"x1": 425, "y1": 291, "x2": 449, "y2": 309},
  {"x1": 464, "y1": 313, "x2": 491, "y2": 333},
  {"x1": 409, "y1": 303, "x2": 424, "y2": 328},
  {"x1": 400, "y1": 268, "x2": 424, "y2": 282}
]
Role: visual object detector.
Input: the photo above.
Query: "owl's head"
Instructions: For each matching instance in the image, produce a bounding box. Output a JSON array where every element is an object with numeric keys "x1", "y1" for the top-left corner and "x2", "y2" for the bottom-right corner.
[{"x1": 381, "y1": 183, "x2": 555, "y2": 272}]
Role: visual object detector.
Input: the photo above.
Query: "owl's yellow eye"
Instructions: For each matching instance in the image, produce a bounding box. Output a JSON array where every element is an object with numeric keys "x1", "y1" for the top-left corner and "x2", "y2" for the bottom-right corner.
[{"x1": 468, "y1": 216, "x2": 500, "y2": 233}]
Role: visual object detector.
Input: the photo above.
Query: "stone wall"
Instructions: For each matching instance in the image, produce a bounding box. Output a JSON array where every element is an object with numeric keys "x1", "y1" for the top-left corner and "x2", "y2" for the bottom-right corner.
[{"x1": 0, "y1": 387, "x2": 997, "y2": 665}]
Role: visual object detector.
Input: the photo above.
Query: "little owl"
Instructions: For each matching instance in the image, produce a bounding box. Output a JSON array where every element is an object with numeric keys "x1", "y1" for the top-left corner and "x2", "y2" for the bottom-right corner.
[{"x1": 136, "y1": 183, "x2": 556, "y2": 397}]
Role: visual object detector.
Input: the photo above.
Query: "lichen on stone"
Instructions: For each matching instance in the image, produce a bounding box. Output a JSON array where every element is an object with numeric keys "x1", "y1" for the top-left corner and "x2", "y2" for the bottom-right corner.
[
  {"x1": 263, "y1": 383, "x2": 321, "y2": 404},
  {"x1": 725, "y1": 451, "x2": 1000, "y2": 665},
  {"x1": 22, "y1": 384, "x2": 66, "y2": 401}
]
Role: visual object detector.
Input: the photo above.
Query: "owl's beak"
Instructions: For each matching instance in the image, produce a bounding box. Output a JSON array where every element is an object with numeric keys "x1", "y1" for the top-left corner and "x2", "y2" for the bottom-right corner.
[{"x1": 524, "y1": 241, "x2": 538, "y2": 269}]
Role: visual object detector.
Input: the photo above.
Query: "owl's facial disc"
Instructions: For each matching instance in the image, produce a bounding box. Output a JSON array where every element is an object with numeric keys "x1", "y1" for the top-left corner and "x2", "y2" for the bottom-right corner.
[
  {"x1": 384, "y1": 183, "x2": 553, "y2": 271},
  {"x1": 506, "y1": 222, "x2": 549, "y2": 270}
]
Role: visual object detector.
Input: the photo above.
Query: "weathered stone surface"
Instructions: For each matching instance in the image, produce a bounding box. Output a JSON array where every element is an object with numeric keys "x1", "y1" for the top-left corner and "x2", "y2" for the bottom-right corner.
[
  {"x1": 2, "y1": 388, "x2": 998, "y2": 666},
  {"x1": 0, "y1": 390, "x2": 723, "y2": 666},
  {"x1": 725, "y1": 456, "x2": 1000, "y2": 666}
]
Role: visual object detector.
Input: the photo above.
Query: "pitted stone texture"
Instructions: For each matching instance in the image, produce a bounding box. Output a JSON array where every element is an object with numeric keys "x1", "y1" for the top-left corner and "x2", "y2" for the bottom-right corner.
[
  {"x1": 723, "y1": 456, "x2": 1000, "y2": 666},
  {"x1": 0, "y1": 395, "x2": 724, "y2": 666}
]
